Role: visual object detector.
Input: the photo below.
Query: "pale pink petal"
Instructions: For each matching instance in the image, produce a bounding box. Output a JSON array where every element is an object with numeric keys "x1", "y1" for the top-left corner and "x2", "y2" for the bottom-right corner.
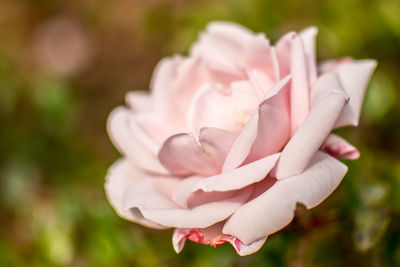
[
  {"x1": 222, "y1": 76, "x2": 291, "y2": 172},
  {"x1": 125, "y1": 91, "x2": 151, "y2": 112},
  {"x1": 107, "y1": 107, "x2": 167, "y2": 174},
  {"x1": 105, "y1": 159, "x2": 178, "y2": 229},
  {"x1": 106, "y1": 160, "x2": 253, "y2": 229},
  {"x1": 158, "y1": 133, "x2": 220, "y2": 176},
  {"x1": 223, "y1": 151, "x2": 348, "y2": 244},
  {"x1": 333, "y1": 60, "x2": 377, "y2": 127},
  {"x1": 243, "y1": 77, "x2": 291, "y2": 164},
  {"x1": 150, "y1": 56, "x2": 188, "y2": 132},
  {"x1": 300, "y1": 27, "x2": 318, "y2": 84},
  {"x1": 173, "y1": 223, "x2": 267, "y2": 256},
  {"x1": 187, "y1": 83, "x2": 244, "y2": 136},
  {"x1": 190, "y1": 22, "x2": 256, "y2": 72},
  {"x1": 171, "y1": 57, "x2": 214, "y2": 114},
  {"x1": 246, "y1": 69, "x2": 276, "y2": 98},
  {"x1": 231, "y1": 80, "x2": 261, "y2": 114},
  {"x1": 275, "y1": 31, "x2": 296, "y2": 78},
  {"x1": 322, "y1": 134, "x2": 360, "y2": 159},
  {"x1": 290, "y1": 35, "x2": 310, "y2": 135},
  {"x1": 150, "y1": 56, "x2": 181, "y2": 117},
  {"x1": 133, "y1": 114, "x2": 171, "y2": 147},
  {"x1": 319, "y1": 57, "x2": 353, "y2": 74},
  {"x1": 191, "y1": 22, "x2": 276, "y2": 79},
  {"x1": 172, "y1": 153, "x2": 279, "y2": 208},
  {"x1": 273, "y1": 72, "x2": 348, "y2": 179},
  {"x1": 198, "y1": 127, "x2": 238, "y2": 166},
  {"x1": 140, "y1": 186, "x2": 253, "y2": 228},
  {"x1": 172, "y1": 176, "x2": 236, "y2": 208}
]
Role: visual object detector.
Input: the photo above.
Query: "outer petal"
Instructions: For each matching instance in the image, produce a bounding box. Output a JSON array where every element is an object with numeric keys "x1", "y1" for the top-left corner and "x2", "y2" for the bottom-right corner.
[
  {"x1": 150, "y1": 57, "x2": 212, "y2": 133},
  {"x1": 273, "y1": 72, "x2": 348, "y2": 179},
  {"x1": 140, "y1": 186, "x2": 253, "y2": 228},
  {"x1": 173, "y1": 224, "x2": 267, "y2": 256},
  {"x1": 150, "y1": 56, "x2": 183, "y2": 125},
  {"x1": 172, "y1": 153, "x2": 280, "y2": 208},
  {"x1": 275, "y1": 31, "x2": 296, "y2": 78},
  {"x1": 333, "y1": 60, "x2": 377, "y2": 127},
  {"x1": 299, "y1": 27, "x2": 318, "y2": 84},
  {"x1": 191, "y1": 22, "x2": 274, "y2": 77},
  {"x1": 106, "y1": 159, "x2": 253, "y2": 229},
  {"x1": 107, "y1": 107, "x2": 167, "y2": 174},
  {"x1": 223, "y1": 151, "x2": 348, "y2": 244},
  {"x1": 125, "y1": 91, "x2": 152, "y2": 112},
  {"x1": 105, "y1": 159, "x2": 179, "y2": 229},
  {"x1": 321, "y1": 134, "x2": 360, "y2": 159},
  {"x1": 290, "y1": 35, "x2": 310, "y2": 135}
]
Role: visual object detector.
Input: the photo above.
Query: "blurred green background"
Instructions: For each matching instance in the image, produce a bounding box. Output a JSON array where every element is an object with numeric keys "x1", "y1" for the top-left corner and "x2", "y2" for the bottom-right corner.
[{"x1": 0, "y1": 0, "x2": 399, "y2": 266}]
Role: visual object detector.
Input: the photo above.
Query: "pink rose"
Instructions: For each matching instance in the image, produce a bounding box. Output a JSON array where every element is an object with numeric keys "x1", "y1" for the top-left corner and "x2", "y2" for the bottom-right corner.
[{"x1": 105, "y1": 22, "x2": 376, "y2": 255}]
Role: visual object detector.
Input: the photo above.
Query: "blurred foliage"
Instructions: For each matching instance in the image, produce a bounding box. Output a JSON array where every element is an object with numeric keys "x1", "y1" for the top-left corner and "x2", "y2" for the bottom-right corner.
[{"x1": 0, "y1": 0, "x2": 400, "y2": 266}]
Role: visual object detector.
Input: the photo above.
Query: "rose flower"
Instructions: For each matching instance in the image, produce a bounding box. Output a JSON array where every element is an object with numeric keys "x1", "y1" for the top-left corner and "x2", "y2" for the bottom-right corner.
[{"x1": 105, "y1": 22, "x2": 376, "y2": 255}]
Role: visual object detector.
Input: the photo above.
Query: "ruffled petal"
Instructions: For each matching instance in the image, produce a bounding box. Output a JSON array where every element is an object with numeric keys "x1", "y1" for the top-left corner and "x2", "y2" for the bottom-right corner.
[
  {"x1": 187, "y1": 83, "x2": 244, "y2": 136},
  {"x1": 231, "y1": 80, "x2": 262, "y2": 114},
  {"x1": 173, "y1": 223, "x2": 267, "y2": 256},
  {"x1": 140, "y1": 186, "x2": 253, "y2": 228},
  {"x1": 191, "y1": 22, "x2": 276, "y2": 79},
  {"x1": 322, "y1": 134, "x2": 360, "y2": 159},
  {"x1": 333, "y1": 60, "x2": 377, "y2": 127},
  {"x1": 273, "y1": 72, "x2": 348, "y2": 179},
  {"x1": 222, "y1": 151, "x2": 348, "y2": 244},
  {"x1": 158, "y1": 133, "x2": 220, "y2": 176},
  {"x1": 300, "y1": 27, "x2": 318, "y2": 84},
  {"x1": 275, "y1": 31, "x2": 296, "y2": 78},
  {"x1": 172, "y1": 153, "x2": 280, "y2": 208},
  {"x1": 198, "y1": 127, "x2": 237, "y2": 166},
  {"x1": 106, "y1": 159, "x2": 253, "y2": 229},
  {"x1": 222, "y1": 76, "x2": 291, "y2": 172},
  {"x1": 290, "y1": 35, "x2": 310, "y2": 135},
  {"x1": 105, "y1": 159, "x2": 178, "y2": 229},
  {"x1": 125, "y1": 91, "x2": 152, "y2": 112},
  {"x1": 107, "y1": 107, "x2": 167, "y2": 174}
]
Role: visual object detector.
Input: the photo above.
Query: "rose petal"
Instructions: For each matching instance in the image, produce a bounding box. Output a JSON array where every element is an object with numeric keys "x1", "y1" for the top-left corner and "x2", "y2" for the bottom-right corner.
[
  {"x1": 191, "y1": 22, "x2": 273, "y2": 76},
  {"x1": 243, "y1": 77, "x2": 291, "y2": 164},
  {"x1": 125, "y1": 91, "x2": 152, "y2": 112},
  {"x1": 172, "y1": 176, "x2": 236, "y2": 208},
  {"x1": 140, "y1": 186, "x2": 253, "y2": 228},
  {"x1": 172, "y1": 153, "x2": 280, "y2": 208},
  {"x1": 290, "y1": 35, "x2": 310, "y2": 135},
  {"x1": 187, "y1": 83, "x2": 244, "y2": 136},
  {"x1": 318, "y1": 57, "x2": 353, "y2": 74},
  {"x1": 273, "y1": 72, "x2": 348, "y2": 179},
  {"x1": 300, "y1": 27, "x2": 318, "y2": 84},
  {"x1": 106, "y1": 159, "x2": 253, "y2": 229},
  {"x1": 107, "y1": 107, "x2": 167, "y2": 174},
  {"x1": 223, "y1": 151, "x2": 348, "y2": 244},
  {"x1": 150, "y1": 56, "x2": 183, "y2": 123},
  {"x1": 173, "y1": 224, "x2": 267, "y2": 256},
  {"x1": 222, "y1": 76, "x2": 291, "y2": 172},
  {"x1": 333, "y1": 60, "x2": 377, "y2": 127},
  {"x1": 231, "y1": 80, "x2": 262, "y2": 114},
  {"x1": 105, "y1": 159, "x2": 178, "y2": 229},
  {"x1": 275, "y1": 31, "x2": 296, "y2": 78},
  {"x1": 322, "y1": 134, "x2": 360, "y2": 159},
  {"x1": 198, "y1": 127, "x2": 238, "y2": 166},
  {"x1": 158, "y1": 133, "x2": 220, "y2": 176}
]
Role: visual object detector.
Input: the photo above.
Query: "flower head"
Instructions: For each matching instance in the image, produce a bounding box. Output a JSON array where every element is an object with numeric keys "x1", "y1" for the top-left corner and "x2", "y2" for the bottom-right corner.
[{"x1": 105, "y1": 22, "x2": 376, "y2": 255}]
